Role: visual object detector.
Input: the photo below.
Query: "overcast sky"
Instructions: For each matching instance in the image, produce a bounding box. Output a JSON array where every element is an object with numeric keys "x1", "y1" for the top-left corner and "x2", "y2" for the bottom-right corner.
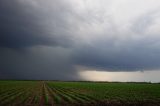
[{"x1": 1, "y1": 0, "x2": 160, "y2": 82}]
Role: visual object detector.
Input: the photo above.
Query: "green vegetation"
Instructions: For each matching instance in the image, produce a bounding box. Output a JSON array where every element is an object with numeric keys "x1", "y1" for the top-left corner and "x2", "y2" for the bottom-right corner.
[{"x1": 0, "y1": 81, "x2": 160, "y2": 106}]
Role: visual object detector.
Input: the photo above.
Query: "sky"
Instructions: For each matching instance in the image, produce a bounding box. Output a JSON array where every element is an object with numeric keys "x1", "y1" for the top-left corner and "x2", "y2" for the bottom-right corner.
[{"x1": 0, "y1": 0, "x2": 160, "y2": 82}]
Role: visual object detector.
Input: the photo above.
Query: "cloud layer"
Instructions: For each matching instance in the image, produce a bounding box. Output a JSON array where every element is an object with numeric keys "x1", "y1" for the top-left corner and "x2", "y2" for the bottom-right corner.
[{"x1": 1, "y1": 0, "x2": 160, "y2": 80}]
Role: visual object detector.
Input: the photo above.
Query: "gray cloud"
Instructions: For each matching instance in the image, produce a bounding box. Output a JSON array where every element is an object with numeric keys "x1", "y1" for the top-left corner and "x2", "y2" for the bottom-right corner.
[
  {"x1": 0, "y1": 46, "x2": 79, "y2": 80},
  {"x1": 0, "y1": 0, "x2": 75, "y2": 48},
  {"x1": 72, "y1": 39, "x2": 160, "y2": 71},
  {"x1": 1, "y1": 0, "x2": 160, "y2": 80}
]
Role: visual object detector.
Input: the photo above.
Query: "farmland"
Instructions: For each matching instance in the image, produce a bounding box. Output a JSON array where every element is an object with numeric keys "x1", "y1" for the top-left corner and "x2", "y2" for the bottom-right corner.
[{"x1": 0, "y1": 81, "x2": 160, "y2": 106}]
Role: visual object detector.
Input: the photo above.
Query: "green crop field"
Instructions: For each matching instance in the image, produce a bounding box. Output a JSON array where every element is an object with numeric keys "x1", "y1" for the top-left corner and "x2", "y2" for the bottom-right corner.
[{"x1": 0, "y1": 81, "x2": 160, "y2": 106}]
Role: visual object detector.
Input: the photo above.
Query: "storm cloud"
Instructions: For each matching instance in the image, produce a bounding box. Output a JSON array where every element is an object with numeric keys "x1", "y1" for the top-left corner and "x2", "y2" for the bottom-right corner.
[{"x1": 1, "y1": 0, "x2": 160, "y2": 80}]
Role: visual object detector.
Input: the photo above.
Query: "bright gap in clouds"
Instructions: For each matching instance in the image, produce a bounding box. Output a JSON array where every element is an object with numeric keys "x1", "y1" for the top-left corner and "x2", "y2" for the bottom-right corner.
[{"x1": 79, "y1": 70, "x2": 160, "y2": 83}]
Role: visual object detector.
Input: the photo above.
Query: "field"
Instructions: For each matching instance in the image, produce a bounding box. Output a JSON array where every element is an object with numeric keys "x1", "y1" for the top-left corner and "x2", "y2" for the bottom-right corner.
[{"x1": 0, "y1": 81, "x2": 160, "y2": 106}]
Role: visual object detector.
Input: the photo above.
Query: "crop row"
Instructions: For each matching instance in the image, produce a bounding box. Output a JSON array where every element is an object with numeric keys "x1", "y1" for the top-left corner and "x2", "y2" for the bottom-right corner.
[
  {"x1": 0, "y1": 81, "x2": 160, "y2": 106},
  {"x1": 0, "y1": 81, "x2": 42, "y2": 105},
  {"x1": 0, "y1": 81, "x2": 96, "y2": 106}
]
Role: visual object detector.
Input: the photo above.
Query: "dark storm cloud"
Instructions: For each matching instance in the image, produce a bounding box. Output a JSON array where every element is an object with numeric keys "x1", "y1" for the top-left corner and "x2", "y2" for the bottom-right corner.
[
  {"x1": 0, "y1": 0, "x2": 74, "y2": 48},
  {"x1": 0, "y1": 0, "x2": 78, "y2": 80},
  {"x1": 1, "y1": 0, "x2": 160, "y2": 80},
  {"x1": 0, "y1": 47, "x2": 79, "y2": 80},
  {"x1": 72, "y1": 40, "x2": 160, "y2": 71}
]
